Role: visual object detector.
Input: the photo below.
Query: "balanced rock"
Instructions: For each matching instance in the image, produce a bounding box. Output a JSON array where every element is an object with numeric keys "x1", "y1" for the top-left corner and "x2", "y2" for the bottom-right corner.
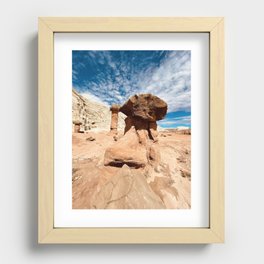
[
  {"x1": 120, "y1": 94, "x2": 167, "y2": 143},
  {"x1": 119, "y1": 93, "x2": 167, "y2": 121},
  {"x1": 104, "y1": 94, "x2": 167, "y2": 169}
]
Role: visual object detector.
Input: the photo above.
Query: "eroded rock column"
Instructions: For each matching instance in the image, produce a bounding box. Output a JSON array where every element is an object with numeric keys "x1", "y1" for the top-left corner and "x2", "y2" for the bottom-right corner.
[
  {"x1": 120, "y1": 94, "x2": 167, "y2": 142},
  {"x1": 110, "y1": 104, "x2": 120, "y2": 135},
  {"x1": 104, "y1": 94, "x2": 167, "y2": 168},
  {"x1": 73, "y1": 120, "x2": 82, "y2": 133}
]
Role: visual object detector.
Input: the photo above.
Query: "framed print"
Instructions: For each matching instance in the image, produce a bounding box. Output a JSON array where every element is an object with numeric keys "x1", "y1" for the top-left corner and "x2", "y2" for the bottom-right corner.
[{"x1": 38, "y1": 17, "x2": 224, "y2": 244}]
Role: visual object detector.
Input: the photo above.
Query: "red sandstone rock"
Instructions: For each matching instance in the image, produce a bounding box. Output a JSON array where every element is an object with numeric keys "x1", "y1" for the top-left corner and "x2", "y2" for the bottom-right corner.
[
  {"x1": 110, "y1": 104, "x2": 120, "y2": 135},
  {"x1": 104, "y1": 94, "x2": 167, "y2": 169},
  {"x1": 104, "y1": 127, "x2": 148, "y2": 168},
  {"x1": 91, "y1": 164, "x2": 165, "y2": 209},
  {"x1": 119, "y1": 94, "x2": 167, "y2": 121}
]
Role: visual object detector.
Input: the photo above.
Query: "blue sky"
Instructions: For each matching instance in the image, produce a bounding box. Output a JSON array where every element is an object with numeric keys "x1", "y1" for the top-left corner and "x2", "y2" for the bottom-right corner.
[{"x1": 72, "y1": 50, "x2": 191, "y2": 128}]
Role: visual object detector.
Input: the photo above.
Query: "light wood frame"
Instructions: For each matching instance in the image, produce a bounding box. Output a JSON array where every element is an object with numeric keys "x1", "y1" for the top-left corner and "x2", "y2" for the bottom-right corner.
[{"x1": 38, "y1": 17, "x2": 224, "y2": 244}]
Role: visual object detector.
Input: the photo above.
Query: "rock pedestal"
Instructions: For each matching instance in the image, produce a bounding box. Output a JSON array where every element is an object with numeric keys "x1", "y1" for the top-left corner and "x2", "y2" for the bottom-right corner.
[
  {"x1": 120, "y1": 93, "x2": 167, "y2": 141},
  {"x1": 104, "y1": 126, "x2": 148, "y2": 168},
  {"x1": 110, "y1": 104, "x2": 120, "y2": 135},
  {"x1": 104, "y1": 94, "x2": 167, "y2": 168}
]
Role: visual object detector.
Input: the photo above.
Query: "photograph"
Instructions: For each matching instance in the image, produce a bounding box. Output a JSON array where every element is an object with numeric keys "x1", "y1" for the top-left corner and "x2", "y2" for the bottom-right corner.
[{"x1": 72, "y1": 50, "x2": 191, "y2": 209}]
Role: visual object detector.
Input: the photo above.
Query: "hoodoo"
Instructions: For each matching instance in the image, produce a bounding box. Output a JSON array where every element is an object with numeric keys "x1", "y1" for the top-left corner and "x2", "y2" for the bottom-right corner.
[{"x1": 104, "y1": 94, "x2": 167, "y2": 168}]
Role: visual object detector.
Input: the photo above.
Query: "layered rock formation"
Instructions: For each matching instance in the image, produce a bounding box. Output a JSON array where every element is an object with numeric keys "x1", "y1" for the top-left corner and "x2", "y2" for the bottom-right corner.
[{"x1": 72, "y1": 89, "x2": 125, "y2": 132}]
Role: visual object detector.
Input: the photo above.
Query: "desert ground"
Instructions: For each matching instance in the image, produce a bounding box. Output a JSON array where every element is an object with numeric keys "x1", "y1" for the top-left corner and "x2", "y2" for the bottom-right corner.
[{"x1": 72, "y1": 130, "x2": 191, "y2": 209}]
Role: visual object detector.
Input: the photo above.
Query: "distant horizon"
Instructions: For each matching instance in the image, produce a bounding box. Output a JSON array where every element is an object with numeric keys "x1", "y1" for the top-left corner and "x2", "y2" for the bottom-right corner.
[{"x1": 73, "y1": 50, "x2": 191, "y2": 128}]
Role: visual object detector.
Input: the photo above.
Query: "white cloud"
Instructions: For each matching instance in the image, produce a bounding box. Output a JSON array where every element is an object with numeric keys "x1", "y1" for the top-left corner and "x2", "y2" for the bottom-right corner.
[
  {"x1": 80, "y1": 91, "x2": 109, "y2": 106},
  {"x1": 74, "y1": 51, "x2": 191, "y2": 112},
  {"x1": 138, "y1": 51, "x2": 191, "y2": 112},
  {"x1": 158, "y1": 115, "x2": 191, "y2": 128}
]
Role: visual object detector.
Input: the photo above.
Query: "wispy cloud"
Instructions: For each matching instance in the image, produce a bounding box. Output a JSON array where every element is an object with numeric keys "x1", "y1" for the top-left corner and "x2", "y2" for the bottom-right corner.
[
  {"x1": 72, "y1": 50, "x2": 191, "y2": 113},
  {"x1": 138, "y1": 51, "x2": 191, "y2": 112},
  {"x1": 158, "y1": 115, "x2": 191, "y2": 128}
]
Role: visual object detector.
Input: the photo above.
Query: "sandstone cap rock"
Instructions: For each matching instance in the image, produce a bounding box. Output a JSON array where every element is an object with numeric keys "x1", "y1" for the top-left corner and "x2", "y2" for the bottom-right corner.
[{"x1": 119, "y1": 93, "x2": 167, "y2": 121}]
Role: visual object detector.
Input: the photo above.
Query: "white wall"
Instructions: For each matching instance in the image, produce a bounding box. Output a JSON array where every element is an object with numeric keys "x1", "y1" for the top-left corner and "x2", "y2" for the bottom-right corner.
[{"x1": 0, "y1": 0, "x2": 264, "y2": 263}]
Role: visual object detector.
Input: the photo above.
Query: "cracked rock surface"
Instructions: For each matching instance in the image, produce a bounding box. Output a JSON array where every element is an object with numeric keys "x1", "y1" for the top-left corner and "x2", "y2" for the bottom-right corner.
[{"x1": 91, "y1": 165, "x2": 165, "y2": 209}]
